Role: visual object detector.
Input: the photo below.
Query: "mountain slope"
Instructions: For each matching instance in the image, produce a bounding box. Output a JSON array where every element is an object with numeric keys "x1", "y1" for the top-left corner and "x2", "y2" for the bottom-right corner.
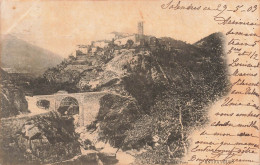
[
  {"x1": 77, "y1": 33, "x2": 229, "y2": 163},
  {"x1": 193, "y1": 32, "x2": 225, "y2": 54},
  {"x1": 1, "y1": 35, "x2": 64, "y2": 76},
  {"x1": 24, "y1": 32, "x2": 229, "y2": 164}
]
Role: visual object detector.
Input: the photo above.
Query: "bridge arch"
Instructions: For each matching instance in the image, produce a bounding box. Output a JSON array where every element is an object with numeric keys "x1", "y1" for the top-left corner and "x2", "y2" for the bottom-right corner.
[{"x1": 57, "y1": 96, "x2": 79, "y2": 116}]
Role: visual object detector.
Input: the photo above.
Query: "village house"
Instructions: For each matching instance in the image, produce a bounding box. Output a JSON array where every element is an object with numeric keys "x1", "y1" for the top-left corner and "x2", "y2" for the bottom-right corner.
[{"x1": 70, "y1": 21, "x2": 182, "y2": 64}]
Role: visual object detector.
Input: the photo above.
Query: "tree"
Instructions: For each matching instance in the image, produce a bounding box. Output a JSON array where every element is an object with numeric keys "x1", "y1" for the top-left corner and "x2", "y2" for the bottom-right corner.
[{"x1": 125, "y1": 39, "x2": 134, "y2": 49}]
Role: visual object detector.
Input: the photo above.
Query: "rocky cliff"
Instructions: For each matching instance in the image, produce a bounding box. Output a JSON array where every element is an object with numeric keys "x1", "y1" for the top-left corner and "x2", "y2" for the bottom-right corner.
[
  {"x1": 0, "y1": 68, "x2": 29, "y2": 118},
  {"x1": 0, "y1": 112, "x2": 81, "y2": 164}
]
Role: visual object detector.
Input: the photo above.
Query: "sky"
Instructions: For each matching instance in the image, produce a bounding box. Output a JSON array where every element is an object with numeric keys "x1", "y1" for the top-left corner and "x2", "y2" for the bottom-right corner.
[{"x1": 1, "y1": 0, "x2": 227, "y2": 58}]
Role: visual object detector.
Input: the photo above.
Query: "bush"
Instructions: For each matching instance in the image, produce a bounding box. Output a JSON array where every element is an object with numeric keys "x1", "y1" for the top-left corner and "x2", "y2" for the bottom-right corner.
[{"x1": 36, "y1": 99, "x2": 50, "y2": 109}]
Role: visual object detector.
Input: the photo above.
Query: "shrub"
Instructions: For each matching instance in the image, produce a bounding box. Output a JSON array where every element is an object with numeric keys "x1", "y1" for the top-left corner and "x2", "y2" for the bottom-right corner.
[{"x1": 36, "y1": 99, "x2": 50, "y2": 109}]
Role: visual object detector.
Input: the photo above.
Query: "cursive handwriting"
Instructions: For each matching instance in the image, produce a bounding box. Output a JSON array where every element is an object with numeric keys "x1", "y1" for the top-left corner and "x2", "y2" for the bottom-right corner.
[
  {"x1": 229, "y1": 58, "x2": 260, "y2": 68},
  {"x1": 228, "y1": 39, "x2": 260, "y2": 47},
  {"x1": 214, "y1": 16, "x2": 259, "y2": 26},
  {"x1": 211, "y1": 120, "x2": 259, "y2": 130},
  {"x1": 161, "y1": 1, "x2": 260, "y2": 26},
  {"x1": 162, "y1": 1, "x2": 260, "y2": 164},
  {"x1": 161, "y1": 1, "x2": 201, "y2": 10},
  {"x1": 226, "y1": 28, "x2": 260, "y2": 37},
  {"x1": 231, "y1": 78, "x2": 259, "y2": 87},
  {"x1": 221, "y1": 97, "x2": 260, "y2": 110}
]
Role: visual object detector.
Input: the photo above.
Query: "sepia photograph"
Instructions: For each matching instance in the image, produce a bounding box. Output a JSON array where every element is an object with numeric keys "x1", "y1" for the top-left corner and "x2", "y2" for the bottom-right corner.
[{"x1": 1, "y1": 0, "x2": 259, "y2": 165}]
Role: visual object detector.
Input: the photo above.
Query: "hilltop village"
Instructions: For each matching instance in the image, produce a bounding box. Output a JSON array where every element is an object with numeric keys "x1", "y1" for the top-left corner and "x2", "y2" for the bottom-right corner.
[
  {"x1": 41, "y1": 22, "x2": 196, "y2": 89},
  {"x1": 69, "y1": 22, "x2": 184, "y2": 65},
  {"x1": 1, "y1": 21, "x2": 229, "y2": 165}
]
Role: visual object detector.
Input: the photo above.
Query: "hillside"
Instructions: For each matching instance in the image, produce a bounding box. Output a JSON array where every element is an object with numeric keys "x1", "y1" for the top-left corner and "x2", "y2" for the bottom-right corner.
[
  {"x1": 0, "y1": 32, "x2": 230, "y2": 164},
  {"x1": 194, "y1": 32, "x2": 225, "y2": 54},
  {"x1": 33, "y1": 32, "x2": 230, "y2": 164},
  {"x1": 1, "y1": 35, "x2": 63, "y2": 76}
]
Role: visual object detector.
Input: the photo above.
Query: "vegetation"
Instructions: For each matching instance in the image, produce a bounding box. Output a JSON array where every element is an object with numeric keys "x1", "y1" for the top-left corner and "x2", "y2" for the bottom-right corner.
[
  {"x1": 36, "y1": 99, "x2": 50, "y2": 109},
  {"x1": 94, "y1": 94, "x2": 143, "y2": 148},
  {"x1": 81, "y1": 32, "x2": 229, "y2": 164},
  {"x1": 0, "y1": 32, "x2": 229, "y2": 164},
  {"x1": 0, "y1": 111, "x2": 81, "y2": 164}
]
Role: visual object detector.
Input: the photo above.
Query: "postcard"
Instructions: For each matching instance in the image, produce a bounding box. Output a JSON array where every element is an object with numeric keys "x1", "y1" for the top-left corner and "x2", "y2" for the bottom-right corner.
[{"x1": 1, "y1": 0, "x2": 259, "y2": 164}]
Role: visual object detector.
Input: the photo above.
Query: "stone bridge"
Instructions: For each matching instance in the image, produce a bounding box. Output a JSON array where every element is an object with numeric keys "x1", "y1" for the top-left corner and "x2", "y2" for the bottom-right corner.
[{"x1": 26, "y1": 91, "x2": 110, "y2": 126}]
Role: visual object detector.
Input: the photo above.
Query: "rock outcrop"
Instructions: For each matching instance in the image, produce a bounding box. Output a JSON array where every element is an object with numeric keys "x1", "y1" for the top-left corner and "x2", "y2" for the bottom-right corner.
[
  {"x1": 0, "y1": 111, "x2": 81, "y2": 164},
  {"x1": 0, "y1": 68, "x2": 29, "y2": 118}
]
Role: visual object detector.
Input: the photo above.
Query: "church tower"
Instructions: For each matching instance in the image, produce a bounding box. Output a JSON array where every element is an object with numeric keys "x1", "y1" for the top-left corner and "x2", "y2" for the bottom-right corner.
[
  {"x1": 136, "y1": 21, "x2": 144, "y2": 43},
  {"x1": 138, "y1": 21, "x2": 144, "y2": 36}
]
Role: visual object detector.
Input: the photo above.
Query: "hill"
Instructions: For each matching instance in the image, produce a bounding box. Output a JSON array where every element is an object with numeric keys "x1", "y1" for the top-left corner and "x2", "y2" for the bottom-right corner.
[
  {"x1": 75, "y1": 33, "x2": 229, "y2": 164},
  {"x1": 4, "y1": 32, "x2": 229, "y2": 164},
  {"x1": 1, "y1": 35, "x2": 64, "y2": 76},
  {"x1": 193, "y1": 32, "x2": 225, "y2": 54}
]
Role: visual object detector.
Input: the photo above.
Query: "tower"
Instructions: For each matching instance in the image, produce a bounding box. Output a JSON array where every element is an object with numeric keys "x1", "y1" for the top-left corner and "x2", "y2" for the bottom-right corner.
[
  {"x1": 138, "y1": 21, "x2": 144, "y2": 36},
  {"x1": 136, "y1": 21, "x2": 144, "y2": 43}
]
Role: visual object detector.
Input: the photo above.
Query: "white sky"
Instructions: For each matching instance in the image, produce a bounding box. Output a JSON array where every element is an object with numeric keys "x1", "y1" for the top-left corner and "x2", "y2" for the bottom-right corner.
[{"x1": 1, "y1": 0, "x2": 228, "y2": 57}]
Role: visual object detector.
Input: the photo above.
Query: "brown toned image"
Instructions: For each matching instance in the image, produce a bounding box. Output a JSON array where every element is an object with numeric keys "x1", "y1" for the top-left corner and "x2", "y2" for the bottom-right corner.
[{"x1": 0, "y1": 0, "x2": 259, "y2": 165}]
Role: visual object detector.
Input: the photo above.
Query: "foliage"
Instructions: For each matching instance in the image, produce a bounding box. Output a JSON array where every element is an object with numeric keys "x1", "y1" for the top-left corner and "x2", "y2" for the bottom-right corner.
[
  {"x1": 27, "y1": 111, "x2": 78, "y2": 144},
  {"x1": 88, "y1": 33, "x2": 229, "y2": 164},
  {"x1": 0, "y1": 111, "x2": 81, "y2": 164},
  {"x1": 28, "y1": 77, "x2": 80, "y2": 95},
  {"x1": 125, "y1": 39, "x2": 134, "y2": 49},
  {"x1": 93, "y1": 94, "x2": 142, "y2": 148},
  {"x1": 36, "y1": 99, "x2": 50, "y2": 109},
  {"x1": 0, "y1": 32, "x2": 230, "y2": 164}
]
